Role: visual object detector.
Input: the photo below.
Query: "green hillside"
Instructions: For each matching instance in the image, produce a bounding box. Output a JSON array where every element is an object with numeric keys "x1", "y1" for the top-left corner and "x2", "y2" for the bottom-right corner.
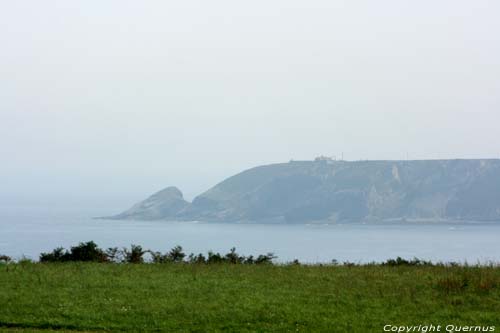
[{"x1": 108, "y1": 159, "x2": 500, "y2": 223}]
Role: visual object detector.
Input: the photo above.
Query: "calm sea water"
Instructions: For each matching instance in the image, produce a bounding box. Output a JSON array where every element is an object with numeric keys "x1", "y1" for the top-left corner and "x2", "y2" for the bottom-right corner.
[{"x1": 1, "y1": 205, "x2": 500, "y2": 263}]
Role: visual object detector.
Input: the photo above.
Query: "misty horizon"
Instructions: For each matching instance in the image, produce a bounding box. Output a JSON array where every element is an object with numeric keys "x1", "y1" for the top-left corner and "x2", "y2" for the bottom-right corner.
[{"x1": 1, "y1": 1, "x2": 499, "y2": 207}]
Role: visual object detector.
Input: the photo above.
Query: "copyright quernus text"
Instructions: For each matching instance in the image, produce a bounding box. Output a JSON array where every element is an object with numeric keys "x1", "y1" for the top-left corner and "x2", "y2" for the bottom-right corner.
[{"x1": 383, "y1": 325, "x2": 495, "y2": 332}]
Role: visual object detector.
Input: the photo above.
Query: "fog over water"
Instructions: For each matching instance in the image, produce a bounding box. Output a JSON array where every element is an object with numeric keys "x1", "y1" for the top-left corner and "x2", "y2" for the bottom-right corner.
[
  {"x1": 1, "y1": 206, "x2": 500, "y2": 264},
  {"x1": 1, "y1": 1, "x2": 500, "y2": 210},
  {"x1": 1, "y1": 2, "x2": 499, "y2": 261}
]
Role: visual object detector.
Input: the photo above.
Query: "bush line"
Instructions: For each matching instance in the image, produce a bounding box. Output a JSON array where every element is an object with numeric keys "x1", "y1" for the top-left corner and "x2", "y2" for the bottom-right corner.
[{"x1": 0, "y1": 241, "x2": 498, "y2": 267}]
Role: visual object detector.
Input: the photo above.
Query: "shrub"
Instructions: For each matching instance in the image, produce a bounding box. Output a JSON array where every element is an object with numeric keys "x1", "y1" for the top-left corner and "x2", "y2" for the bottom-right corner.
[
  {"x1": 225, "y1": 247, "x2": 244, "y2": 264},
  {"x1": 40, "y1": 247, "x2": 70, "y2": 262},
  {"x1": 244, "y1": 255, "x2": 255, "y2": 264},
  {"x1": 106, "y1": 247, "x2": 123, "y2": 263},
  {"x1": 383, "y1": 257, "x2": 432, "y2": 267},
  {"x1": 255, "y1": 253, "x2": 276, "y2": 265},
  {"x1": 124, "y1": 245, "x2": 145, "y2": 264},
  {"x1": 167, "y1": 246, "x2": 186, "y2": 263},
  {"x1": 207, "y1": 251, "x2": 224, "y2": 264},
  {"x1": 40, "y1": 242, "x2": 107, "y2": 263},
  {"x1": 343, "y1": 261, "x2": 356, "y2": 267},
  {"x1": 188, "y1": 253, "x2": 207, "y2": 264},
  {"x1": 150, "y1": 251, "x2": 168, "y2": 264},
  {"x1": 0, "y1": 254, "x2": 12, "y2": 264},
  {"x1": 69, "y1": 241, "x2": 108, "y2": 262},
  {"x1": 149, "y1": 246, "x2": 186, "y2": 263}
]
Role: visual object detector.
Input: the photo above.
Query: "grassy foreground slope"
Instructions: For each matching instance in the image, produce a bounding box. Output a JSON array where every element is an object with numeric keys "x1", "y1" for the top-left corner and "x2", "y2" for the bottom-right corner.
[{"x1": 0, "y1": 263, "x2": 499, "y2": 332}]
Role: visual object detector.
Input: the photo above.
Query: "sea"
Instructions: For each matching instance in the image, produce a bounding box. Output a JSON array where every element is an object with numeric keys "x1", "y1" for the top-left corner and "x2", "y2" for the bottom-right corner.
[{"x1": 1, "y1": 204, "x2": 499, "y2": 264}]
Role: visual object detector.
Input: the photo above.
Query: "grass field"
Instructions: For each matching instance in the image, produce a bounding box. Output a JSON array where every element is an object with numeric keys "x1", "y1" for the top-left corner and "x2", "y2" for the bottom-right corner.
[{"x1": 0, "y1": 263, "x2": 499, "y2": 332}]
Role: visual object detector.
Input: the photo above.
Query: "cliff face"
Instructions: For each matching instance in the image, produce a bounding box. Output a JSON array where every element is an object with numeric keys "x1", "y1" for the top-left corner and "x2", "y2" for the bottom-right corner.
[{"x1": 107, "y1": 159, "x2": 500, "y2": 223}]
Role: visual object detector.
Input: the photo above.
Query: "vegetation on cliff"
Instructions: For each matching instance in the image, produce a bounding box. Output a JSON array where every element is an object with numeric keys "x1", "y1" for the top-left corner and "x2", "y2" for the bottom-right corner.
[{"x1": 108, "y1": 159, "x2": 500, "y2": 223}]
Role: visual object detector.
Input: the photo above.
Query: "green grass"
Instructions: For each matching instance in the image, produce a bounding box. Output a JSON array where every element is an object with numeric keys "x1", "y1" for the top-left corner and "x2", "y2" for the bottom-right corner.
[{"x1": 0, "y1": 263, "x2": 499, "y2": 332}]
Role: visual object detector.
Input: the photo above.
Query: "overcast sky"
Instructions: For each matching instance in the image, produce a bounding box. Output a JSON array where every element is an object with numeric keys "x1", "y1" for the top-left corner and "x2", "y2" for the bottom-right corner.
[{"x1": 1, "y1": 1, "x2": 499, "y2": 208}]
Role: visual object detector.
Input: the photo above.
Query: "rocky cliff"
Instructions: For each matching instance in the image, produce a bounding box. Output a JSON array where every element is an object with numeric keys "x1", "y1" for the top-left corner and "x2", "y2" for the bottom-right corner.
[{"x1": 106, "y1": 159, "x2": 500, "y2": 223}]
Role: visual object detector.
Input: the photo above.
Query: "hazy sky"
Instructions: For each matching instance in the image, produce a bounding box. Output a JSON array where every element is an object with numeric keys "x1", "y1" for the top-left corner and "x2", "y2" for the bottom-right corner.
[{"x1": 1, "y1": 1, "x2": 499, "y2": 208}]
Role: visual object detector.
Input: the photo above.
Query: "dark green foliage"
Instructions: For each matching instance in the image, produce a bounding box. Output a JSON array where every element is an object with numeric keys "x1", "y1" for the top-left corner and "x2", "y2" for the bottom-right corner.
[
  {"x1": 193, "y1": 248, "x2": 276, "y2": 265},
  {"x1": 39, "y1": 242, "x2": 107, "y2": 263},
  {"x1": 150, "y1": 246, "x2": 186, "y2": 263},
  {"x1": 382, "y1": 256, "x2": 432, "y2": 266},
  {"x1": 123, "y1": 245, "x2": 145, "y2": 264},
  {"x1": 105, "y1": 247, "x2": 121, "y2": 262},
  {"x1": 255, "y1": 252, "x2": 276, "y2": 264},
  {"x1": 167, "y1": 245, "x2": 185, "y2": 262},
  {"x1": 25, "y1": 241, "x2": 500, "y2": 270},
  {"x1": 343, "y1": 261, "x2": 356, "y2": 267},
  {"x1": 39, "y1": 247, "x2": 69, "y2": 262},
  {"x1": 224, "y1": 247, "x2": 241, "y2": 263},
  {"x1": 32, "y1": 241, "x2": 494, "y2": 271},
  {"x1": 244, "y1": 255, "x2": 255, "y2": 264},
  {"x1": 207, "y1": 251, "x2": 224, "y2": 264},
  {"x1": 187, "y1": 253, "x2": 207, "y2": 264},
  {"x1": 150, "y1": 250, "x2": 168, "y2": 264},
  {"x1": 0, "y1": 255, "x2": 11, "y2": 264},
  {"x1": 35, "y1": 241, "x2": 278, "y2": 265},
  {"x1": 68, "y1": 241, "x2": 107, "y2": 262}
]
